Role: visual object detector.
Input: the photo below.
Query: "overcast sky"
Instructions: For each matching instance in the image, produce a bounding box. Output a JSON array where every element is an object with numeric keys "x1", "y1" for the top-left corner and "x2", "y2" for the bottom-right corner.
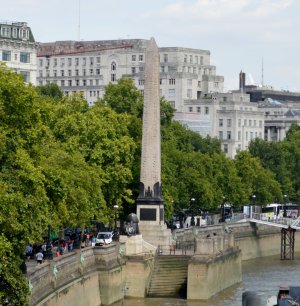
[{"x1": 3, "y1": 0, "x2": 300, "y2": 92}]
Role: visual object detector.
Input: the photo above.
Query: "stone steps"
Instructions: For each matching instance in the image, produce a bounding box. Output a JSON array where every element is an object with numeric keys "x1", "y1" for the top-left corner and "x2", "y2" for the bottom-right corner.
[{"x1": 147, "y1": 255, "x2": 190, "y2": 298}]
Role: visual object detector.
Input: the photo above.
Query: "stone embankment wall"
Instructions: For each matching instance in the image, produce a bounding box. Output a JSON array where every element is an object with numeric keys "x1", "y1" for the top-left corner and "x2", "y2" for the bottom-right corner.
[{"x1": 29, "y1": 244, "x2": 125, "y2": 306}]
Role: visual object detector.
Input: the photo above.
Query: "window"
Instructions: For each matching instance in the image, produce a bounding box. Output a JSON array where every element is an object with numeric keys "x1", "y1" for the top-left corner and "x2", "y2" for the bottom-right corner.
[
  {"x1": 111, "y1": 74, "x2": 116, "y2": 82},
  {"x1": 82, "y1": 57, "x2": 86, "y2": 66},
  {"x1": 138, "y1": 79, "x2": 144, "y2": 86},
  {"x1": 61, "y1": 70, "x2": 64, "y2": 77},
  {"x1": 131, "y1": 67, "x2": 136, "y2": 74},
  {"x1": 205, "y1": 107, "x2": 209, "y2": 114},
  {"x1": 195, "y1": 56, "x2": 198, "y2": 64},
  {"x1": 200, "y1": 56, "x2": 203, "y2": 65},
  {"x1": 95, "y1": 79, "x2": 99, "y2": 86},
  {"x1": 68, "y1": 58, "x2": 72, "y2": 66},
  {"x1": 60, "y1": 58, "x2": 65, "y2": 67},
  {"x1": 250, "y1": 132, "x2": 253, "y2": 139},
  {"x1": 227, "y1": 131, "x2": 231, "y2": 140},
  {"x1": 219, "y1": 131, "x2": 223, "y2": 140},
  {"x1": 75, "y1": 58, "x2": 79, "y2": 66},
  {"x1": 259, "y1": 120, "x2": 262, "y2": 128},
  {"x1": 83, "y1": 79, "x2": 87, "y2": 86},
  {"x1": 46, "y1": 70, "x2": 50, "y2": 77},
  {"x1": 96, "y1": 56, "x2": 100, "y2": 63},
  {"x1": 190, "y1": 55, "x2": 193, "y2": 63},
  {"x1": 12, "y1": 28, "x2": 17, "y2": 38},
  {"x1": 214, "y1": 82, "x2": 218, "y2": 88},
  {"x1": 189, "y1": 107, "x2": 193, "y2": 112},
  {"x1": 219, "y1": 119, "x2": 223, "y2": 127},
  {"x1": 39, "y1": 70, "x2": 43, "y2": 77},
  {"x1": 184, "y1": 55, "x2": 187, "y2": 63},
  {"x1": 169, "y1": 101, "x2": 175, "y2": 108},
  {"x1": 61, "y1": 80, "x2": 65, "y2": 86},
  {"x1": 54, "y1": 58, "x2": 57, "y2": 67},
  {"x1": 238, "y1": 119, "x2": 241, "y2": 127},
  {"x1": 187, "y1": 89, "x2": 192, "y2": 98},
  {"x1": 238, "y1": 131, "x2": 241, "y2": 140},
  {"x1": 90, "y1": 57, "x2": 94, "y2": 65},
  {"x1": 68, "y1": 80, "x2": 72, "y2": 86},
  {"x1": 75, "y1": 69, "x2": 79, "y2": 76},
  {"x1": 223, "y1": 144, "x2": 228, "y2": 153},
  {"x1": 20, "y1": 52, "x2": 30, "y2": 63},
  {"x1": 139, "y1": 54, "x2": 143, "y2": 61},
  {"x1": 132, "y1": 55, "x2": 136, "y2": 61},
  {"x1": 163, "y1": 54, "x2": 168, "y2": 62},
  {"x1": 198, "y1": 81, "x2": 201, "y2": 87},
  {"x1": 76, "y1": 80, "x2": 79, "y2": 86},
  {"x1": 227, "y1": 119, "x2": 232, "y2": 127},
  {"x1": 140, "y1": 90, "x2": 144, "y2": 96},
  {"x1": 19, "y1": 71, "x2": 30, "y2": 83},
  {"x1": 96, "y1": 68, "x2": 100, "y2": 75},
  {"x1": 111, "y1": 62, "x2": 116, "y2": 71},
  {"x1": 169, "y1": 89, "x2": 175, "y2": 97},
  {"x1": 90, "y1": 69, "x2": 94, "y2": 75},
  {"x1": 169, "y1": 78, "x2": 175, "y2": 85},
  {"x1": 68, "y1": 70, "x2": 72, "y2": 77},
  {"x1": 139, "y1": 66, "x2": 144, "y2": 72},
  {"x1": 244, "y1": 119, "x2": 247, "y2": 126},
  {"x1": 254, "y1": 120, "x2": 257, "y2": 127},
  {"x1": 2, "y1": 50, "x2": 11, "y2": 61},
  {"x1": 197, "y1": 107, "x2": 201, "y2": 113},
  {"x1": 249, "y1": 120, "x2": 252, "y2": 126},
  {"x1": 83, "y1": 69, "x2": 86, "y2": 76},
  {"x1": 89, "y1": 79, "x2": 93, "y2": 86}
]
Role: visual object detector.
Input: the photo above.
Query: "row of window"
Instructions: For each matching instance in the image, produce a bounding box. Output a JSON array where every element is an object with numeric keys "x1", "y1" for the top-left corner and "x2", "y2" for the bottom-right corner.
[
  {"x1": 160, "y1": 65, "x2": 212, "y2": 75},
  {"x1": 219, "y1": 131, "x2": 262, "y2": 141},
  {"x1": 1, "y1": 50, "x2": 31, "y2": 63},
  {"x1": 0, "y1": 26, "x2": 30, "y2": 40},
  {"x1": 219, "y1": 118, "x2": 263, "y2": 128},
  {"x1": 188, "y1": 106, "x2": 210, "y2": 114},
  {"x1": 40, "y1": 68, "x2": 102, "y2": 78},
  {"x1": 183, "y1": 54, "x2": 204, "y2": 65}
]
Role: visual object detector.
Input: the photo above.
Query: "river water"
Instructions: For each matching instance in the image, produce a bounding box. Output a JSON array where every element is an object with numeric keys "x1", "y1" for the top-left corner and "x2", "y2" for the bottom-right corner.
[{"x1": 112, "y1": 253, "x2": 300, "y2": 306}]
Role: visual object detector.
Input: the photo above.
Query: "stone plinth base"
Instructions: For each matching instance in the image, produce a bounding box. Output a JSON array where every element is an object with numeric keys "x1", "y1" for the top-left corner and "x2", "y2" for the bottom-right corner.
[
  {"x1": 195, "y1": 233, "x2": 234, "y2": 255},
  {"x1": 187, "y1": 247, "x2": 242, "y2": 300},
  {"x1": 138, "y1": 222, "x2": 172, "y2": 247},
  {"x1": 119, "y1": 234, "x2": 143, "y2": 255}
]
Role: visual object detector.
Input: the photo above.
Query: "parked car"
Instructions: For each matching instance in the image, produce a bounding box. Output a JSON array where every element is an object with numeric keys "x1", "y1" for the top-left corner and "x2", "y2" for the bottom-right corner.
[{"x1": 95, "y1": 232, "x2": 113, "y2": 246}]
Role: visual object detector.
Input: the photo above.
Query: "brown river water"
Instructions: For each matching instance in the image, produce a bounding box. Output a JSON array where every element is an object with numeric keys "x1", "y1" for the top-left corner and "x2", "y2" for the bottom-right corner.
[{"x1": 111, "y1": 253, "x2": 300, "y2": 306}]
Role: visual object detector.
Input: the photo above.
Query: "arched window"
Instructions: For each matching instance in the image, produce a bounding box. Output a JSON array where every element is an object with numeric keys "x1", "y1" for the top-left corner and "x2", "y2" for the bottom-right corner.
[{"x1": 111, "y1": 61, "x2": 116, "y2": 71}]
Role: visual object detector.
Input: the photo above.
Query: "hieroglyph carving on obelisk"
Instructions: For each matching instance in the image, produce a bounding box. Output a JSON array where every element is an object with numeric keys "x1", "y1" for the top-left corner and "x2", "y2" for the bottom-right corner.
[{"x1": 139, "y1": 38, "x2": 162, "y2": 199}]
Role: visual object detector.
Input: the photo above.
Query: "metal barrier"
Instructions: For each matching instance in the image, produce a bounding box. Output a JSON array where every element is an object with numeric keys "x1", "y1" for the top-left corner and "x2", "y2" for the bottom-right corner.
[{"x1": 156, "y1": 241, "x2": 195, "y2": 256}]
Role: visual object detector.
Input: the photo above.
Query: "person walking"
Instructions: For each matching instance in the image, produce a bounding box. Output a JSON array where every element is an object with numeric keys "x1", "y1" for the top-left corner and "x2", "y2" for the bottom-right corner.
[
  {"x1": 36, "y1": 250, "x2": 44, "y2": 264},
  {"x1": 25, "y1": 244, "x2": 33, "y2": 261}
]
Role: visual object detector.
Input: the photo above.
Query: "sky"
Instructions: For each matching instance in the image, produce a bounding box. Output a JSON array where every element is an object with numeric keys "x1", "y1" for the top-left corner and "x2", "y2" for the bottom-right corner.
[{"x1": 2, "y1": 0, "x2": 300, "y2": 92}]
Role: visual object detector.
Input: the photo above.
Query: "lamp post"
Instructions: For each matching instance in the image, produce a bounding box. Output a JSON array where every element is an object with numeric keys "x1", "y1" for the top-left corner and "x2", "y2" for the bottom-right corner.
[
  {"x1": 283, "y1": 195, "x2": 288, "y2": 218},
  {"x1": 220, "y1": 196, "x2": 226, "y2": 223},
  {"x1": 190, "y1": 198, "x2": 195, "y2": 226},
  {"x1": 113, "y1": 205, "x2": 119, "y2": 229},
  {"x1": 251, "y1": 194, "x2": 256, "y2": 219}
]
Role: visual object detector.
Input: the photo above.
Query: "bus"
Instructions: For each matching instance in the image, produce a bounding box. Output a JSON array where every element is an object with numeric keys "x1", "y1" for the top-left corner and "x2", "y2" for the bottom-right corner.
[{"x1": 261, "y1": 203, "x2": 299, "y2": 220}]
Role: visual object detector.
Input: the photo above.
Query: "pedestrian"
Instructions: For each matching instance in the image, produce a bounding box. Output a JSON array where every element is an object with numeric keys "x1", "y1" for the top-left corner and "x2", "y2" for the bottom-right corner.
[
  {"x1": 36, "y1": 250, "x2": 44, "y2": 264},
  {"x1": 25, "y1": 244, "x2": 33, "y2": 261}
]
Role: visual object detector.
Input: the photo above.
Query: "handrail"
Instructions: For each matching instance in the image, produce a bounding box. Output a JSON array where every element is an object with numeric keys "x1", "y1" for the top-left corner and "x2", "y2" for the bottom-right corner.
[{"x1": 156, "y1": 241, "x2": 195, "y2": 256}]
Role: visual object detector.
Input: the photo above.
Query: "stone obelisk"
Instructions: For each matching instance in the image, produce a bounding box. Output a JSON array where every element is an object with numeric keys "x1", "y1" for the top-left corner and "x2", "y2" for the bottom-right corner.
[{"x1": 136, "y1": 38, "x2": 171, "y2": 246}]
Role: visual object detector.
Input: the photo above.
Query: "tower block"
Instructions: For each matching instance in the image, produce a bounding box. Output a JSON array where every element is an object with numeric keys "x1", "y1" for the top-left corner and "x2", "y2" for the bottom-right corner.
[{"x1": 136, "y1": 38, "x2": 171, "y2": 246}]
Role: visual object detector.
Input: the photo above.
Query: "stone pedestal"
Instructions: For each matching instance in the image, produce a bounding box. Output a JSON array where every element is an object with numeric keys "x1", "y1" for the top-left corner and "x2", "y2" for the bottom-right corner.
[
  {"x1": 119, "y1": 234, "x2": 143, "y2": 255},
  {"x1": 138, "y1": 222, "x2": 172, "y2": 247}
]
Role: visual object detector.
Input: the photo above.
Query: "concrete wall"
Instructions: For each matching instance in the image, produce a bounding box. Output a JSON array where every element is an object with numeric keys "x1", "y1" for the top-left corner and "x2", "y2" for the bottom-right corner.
[{"x1": 187, "y1": 248, "x2": 242, "y2": 300}]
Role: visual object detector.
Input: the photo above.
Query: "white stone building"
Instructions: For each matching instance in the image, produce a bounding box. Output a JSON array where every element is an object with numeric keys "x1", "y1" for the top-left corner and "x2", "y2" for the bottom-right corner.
[
  {"x1": 36, "y1": 39, "x2": 224, "y2": 109},
  {"x1": 0, "y1": 21, "x2": 37, "y2": 84},
  {"x1": 174, "y1": 92, "x2": 265, "y2": 158}
]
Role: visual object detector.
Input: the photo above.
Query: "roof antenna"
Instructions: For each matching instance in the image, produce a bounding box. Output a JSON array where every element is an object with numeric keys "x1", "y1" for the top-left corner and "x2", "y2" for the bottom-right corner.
[
  {"x1": 78, "y1": 0, "x2": 81, "y2": 41},
  {"x1": 261, "y1": 57, "x2": 264, "y2": 87}
]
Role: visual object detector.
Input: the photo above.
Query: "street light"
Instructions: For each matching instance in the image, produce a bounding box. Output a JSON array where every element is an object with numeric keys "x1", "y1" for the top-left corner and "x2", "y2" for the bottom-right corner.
[
  {"x1": 283, "y1": 195, "x2": 288, "y2": 217},
  {"x1": 251, "y1": 194, "x2": 256, "y2": 218},
  {"x1": 190, "y1": 198, "x2": 195, "y2": 226},
  {"x1": 113, "y1": 205, "x2": 119, "y2": 229},
  {"x1": 220, "y1": 196, "x2": 226, "y2": 223}
]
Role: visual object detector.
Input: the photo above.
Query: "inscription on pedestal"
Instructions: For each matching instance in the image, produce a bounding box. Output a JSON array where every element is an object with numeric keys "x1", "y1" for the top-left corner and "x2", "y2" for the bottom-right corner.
[{"x1": 140, "y1": 208, "x2": 156, "y2": 221}]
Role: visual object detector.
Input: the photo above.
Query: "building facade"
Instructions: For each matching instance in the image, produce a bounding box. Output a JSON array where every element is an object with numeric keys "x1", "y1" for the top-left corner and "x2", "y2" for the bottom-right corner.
[
  {"x1": 36, "y1": 39, "x2": 224, "y2": 109},
  {"x1": 174, "y1": 92, "x2": 265, "y2": 158},
  {"x1": 0, "y1": 21, "x2": 37, "y2": 84}
]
